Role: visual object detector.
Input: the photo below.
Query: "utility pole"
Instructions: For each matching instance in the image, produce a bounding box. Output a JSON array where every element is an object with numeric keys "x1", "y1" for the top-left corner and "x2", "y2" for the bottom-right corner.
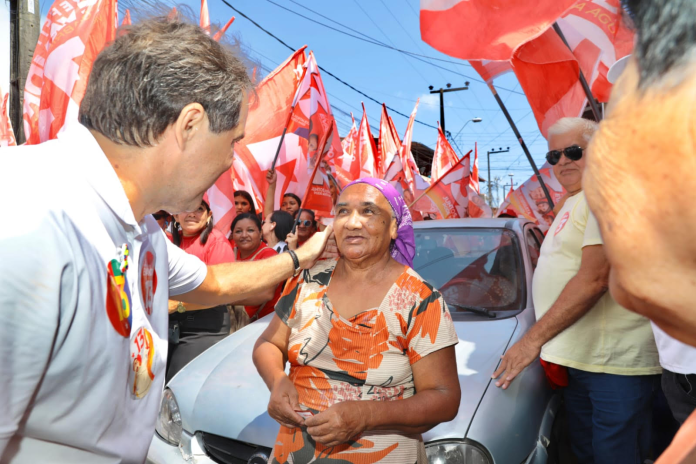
[
  {"x1": 508, "y1": 173, "x2": 515, "y2": 193},
  {"x1": 428, "y1": 82, "x2": 469, "y2": 134},
  {"x1": 9, "y1": 0, "x2": 40, "y2": 144},
  {"x1": 487, "y1": 147, "x2": 509, "y2": 207}
]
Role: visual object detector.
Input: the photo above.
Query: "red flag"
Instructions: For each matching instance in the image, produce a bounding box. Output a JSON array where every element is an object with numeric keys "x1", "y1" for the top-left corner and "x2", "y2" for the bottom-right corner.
[
  {"x1": 495, "y1": 162, "x2": 566, "y2": 232},
  {"x1": 200, "y1": 0, "x2": 210, "y2": 34},
  {"x1": 469, "y1": 142, "x2": 480, "y2": 193},
  {"x1": 429, "y1": 125, "x2": 470, "y2": 218},
  {"x1": 1, "y1": 88, "x2": 17, "y2": 147},
  {"x1": 23, "y1": 0, "x2": 118, "y2": 145},
  {"x1": 208, "y1": 48, "x2": 307, "y2": 235},
  {"x1": 420, "y1": 0, "x2": 578, "y2": 61},
  {"x1": 554, "y1": 0, "x2": 634, "y2": 103},
  {"x1": 378, "y1": 104, "x2": 401, "y2": 178},
  {"x1": 334, "y1": 115, "x2": 359, "y2": 188},
  {"x1": 121, "y1": 9, "x2": 131, "y2": 26},
  {"x1": 356, "y1": 103, "x2": 378, "y2": 179},
  {"x1": 469, "y1": 60, "x2": 513, "y2": 83},
  {"x1": 212, "y1": 16, "x2": 235, "y2": 42},
  {"x1": 301, "y1": 122, "x2": 336, "y2": 218},
  {"x1": 467, "y1": 185, "x2": 493, "y2": 218}
]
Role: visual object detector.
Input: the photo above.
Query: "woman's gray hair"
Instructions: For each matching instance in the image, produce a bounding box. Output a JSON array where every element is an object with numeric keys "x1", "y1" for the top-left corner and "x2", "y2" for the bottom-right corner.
[
  {"x1": 547, "y1": 117, "x2": 599, "y2": 144},
  {"x1": 79, "y1": 17, "x2": 252, "y2": 147}
]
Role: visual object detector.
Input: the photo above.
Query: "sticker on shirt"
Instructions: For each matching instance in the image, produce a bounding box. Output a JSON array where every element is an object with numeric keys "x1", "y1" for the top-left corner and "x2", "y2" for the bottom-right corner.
[
  {"x1": 130, "y1": 327, "x2": 156, "y2": 398},
  {"x1": 106, "y1": 254, "x2": 132, "y2": 337},
  {"x1": 554, "y1": 212, "x2": 570, "y2": 236},
  {"x1": 140, "y1": 250, "x2": 158, "y2": 316}
]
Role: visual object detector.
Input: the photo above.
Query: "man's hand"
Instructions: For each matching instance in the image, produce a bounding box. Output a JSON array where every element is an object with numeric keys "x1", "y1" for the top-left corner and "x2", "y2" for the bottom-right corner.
[
  {"x1": 305, "y1": 401, "x2": 368, "y2": 447},
  {"x1": 266, "y1": 169, "x2": 277, "y2": 185},
  {"x1": 295, "y1": 225, "x2": 333, "y2": 269},
  {"x1": 268, "y1": 375, "x2": 305, "y2": 429},
  {"x1": 491, "y1": 336, "x2": 541, "y2": 390},
  {"x1": 319, "y1": 232, "x2": 339, "y2": 261}
]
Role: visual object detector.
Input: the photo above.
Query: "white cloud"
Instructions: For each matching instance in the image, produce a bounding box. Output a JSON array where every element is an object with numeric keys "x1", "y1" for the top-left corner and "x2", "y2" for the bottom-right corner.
[{"x1": 419, "y1": 93, "x2": 440, "y2": 110}]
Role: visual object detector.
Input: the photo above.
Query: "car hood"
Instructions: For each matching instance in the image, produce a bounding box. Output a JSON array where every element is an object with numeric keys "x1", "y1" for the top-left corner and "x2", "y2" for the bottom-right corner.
[{"x1": 168, "y1": 315, "x2": 518, "y2": 449}]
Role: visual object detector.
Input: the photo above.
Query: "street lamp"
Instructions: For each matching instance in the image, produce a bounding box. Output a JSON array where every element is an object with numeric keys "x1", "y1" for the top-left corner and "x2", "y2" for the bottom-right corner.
[{"x1": 451, "y1": 117, "x2": 483, "y2": 142}]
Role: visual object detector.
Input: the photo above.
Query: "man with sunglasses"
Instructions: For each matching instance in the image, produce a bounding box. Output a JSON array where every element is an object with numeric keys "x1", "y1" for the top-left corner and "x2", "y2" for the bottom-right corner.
[{"x1": 493, "y1": 117, "x2": 660, "y2": 463}]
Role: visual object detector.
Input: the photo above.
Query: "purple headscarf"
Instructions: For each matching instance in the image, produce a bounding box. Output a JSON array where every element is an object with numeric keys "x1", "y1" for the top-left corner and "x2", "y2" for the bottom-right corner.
[{"x1": 344, "y1": 178, "x2": 415, "y2": 267}]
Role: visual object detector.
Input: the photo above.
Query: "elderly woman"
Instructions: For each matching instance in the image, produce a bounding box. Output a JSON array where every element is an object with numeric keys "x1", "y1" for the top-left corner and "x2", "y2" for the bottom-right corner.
[{"x1": 253, "y1": 178, "x2": 460, "y2": 464}]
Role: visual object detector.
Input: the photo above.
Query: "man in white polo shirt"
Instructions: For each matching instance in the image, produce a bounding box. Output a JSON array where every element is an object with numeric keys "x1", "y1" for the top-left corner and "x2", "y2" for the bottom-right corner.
[
  {"x1": 492, "y1": 117, "x2": 660, "y2": 464},
  {"x1": 0, "y1": 18, "x2": 330, "y2": 464}
]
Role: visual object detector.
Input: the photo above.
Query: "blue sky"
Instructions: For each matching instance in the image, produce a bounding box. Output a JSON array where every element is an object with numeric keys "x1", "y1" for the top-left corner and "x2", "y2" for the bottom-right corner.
[{"x1": 1, "y1": 0, "x2": 552, "y2": 206}]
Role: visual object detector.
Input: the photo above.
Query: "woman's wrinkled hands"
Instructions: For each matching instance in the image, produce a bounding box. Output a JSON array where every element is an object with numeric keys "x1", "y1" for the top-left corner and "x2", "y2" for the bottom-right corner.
[
  {"x1": 305, "y1": 401, "x2": 369, "y2": 447},
  {"x1": 268, "y1": 375, "x2": 305, "y2": 429}
]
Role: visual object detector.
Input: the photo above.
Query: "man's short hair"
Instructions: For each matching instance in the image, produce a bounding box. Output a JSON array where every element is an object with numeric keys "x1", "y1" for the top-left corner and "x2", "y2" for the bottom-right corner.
[
  {"x1": 79, "y1": 17, "x2": 252, "y2": 147},
  {"x1": 547, "y1": 117, "x2": 599, "y2": 144},
  {"x1": 624, "y1": 0, "x2": 696, "y2": 87}
]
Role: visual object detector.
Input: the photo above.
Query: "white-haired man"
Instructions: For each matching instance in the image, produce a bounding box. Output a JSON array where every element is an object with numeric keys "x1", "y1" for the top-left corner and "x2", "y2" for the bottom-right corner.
[{"x1": 492, "y1": 117, "x2": 661, "y2": 464}]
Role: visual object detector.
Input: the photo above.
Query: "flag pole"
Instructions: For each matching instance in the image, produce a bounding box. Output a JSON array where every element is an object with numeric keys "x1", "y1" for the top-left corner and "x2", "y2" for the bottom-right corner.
[
  {"x1": 271, "y1": 65, "x2": 309, "y2": 171},
  {"x1": 408, "y1": 149, "x2": 472, "y2": 209},
  {"x1": 487, "y1": 82, "x2": 555, "y2": 210},
  {"x1": 552, "y1": 23, "x2": 602, "y2": 122}
]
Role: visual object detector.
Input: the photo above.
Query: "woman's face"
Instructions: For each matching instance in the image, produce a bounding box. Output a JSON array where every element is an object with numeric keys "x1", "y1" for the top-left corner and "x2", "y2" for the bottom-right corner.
[
  {"x1": 174, "y1": 204, "x2": 211, "y2": 236},
  {"x1": 281, "y1": 196, "x2": 300, "y2": 216},
  {"x1": 296, "y1": 211, "x2": 316, "y2": 242},
  {"x1": 261, "y1": 216, "x2": 275, "y2": 242},
  {"x1": 235, "y1": 195, "x2": 252, "y2": 214},
  {"x1": 232, "y1": 218, "x2": 262, "y2": 254},
  {"x1": 334, "y1": 184, "x2": 397, "y2": 262}
]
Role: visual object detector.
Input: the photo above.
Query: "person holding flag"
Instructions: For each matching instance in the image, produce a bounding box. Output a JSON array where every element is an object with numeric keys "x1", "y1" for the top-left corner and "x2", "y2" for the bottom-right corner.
[{"x1": 0, "y1": 17, "x2": 331, "y2": 463}]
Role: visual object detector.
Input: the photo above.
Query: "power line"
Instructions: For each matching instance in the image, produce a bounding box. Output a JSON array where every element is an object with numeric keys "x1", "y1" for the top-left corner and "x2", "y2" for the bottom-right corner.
[
  {"x1": 263, "y1": 0, "x2": 525, "y2": 96},
  {"x1": 219, "y1": 0, "x2": 440, "y2": 130}
]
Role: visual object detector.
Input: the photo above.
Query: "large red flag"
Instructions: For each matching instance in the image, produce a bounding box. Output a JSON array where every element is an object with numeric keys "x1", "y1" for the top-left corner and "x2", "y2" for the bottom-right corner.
[
  {"x1": 1, "y1": 88, "x2": 17, "y2": 148},
  {"x1": 378, "y1": 104, "x2": 401, "y2": 179},
  {"x1": 23, "y1": 0, "x2": 118, "y2": 145},
  {"x1": 301, "y1": 122, "x2": 336, "y2": 219},
  {"x1": 356, "y1": 103, "x2": 378, "y2": 179},
  {"x1": 427, "y1": 126, "x2": 470, "y2": 218},
  {"x1": 208, "y1": 47, "x2": 307, "y2": 235},
  {"x1": 495, "y1": 162, "x2": 566, "y2": 232},
  {"x1": 333, "y1": 115, "x2": 359, "y2": 188},
  {"x1": 420, "y1": 0, "x2": 577, "y2": 61}
]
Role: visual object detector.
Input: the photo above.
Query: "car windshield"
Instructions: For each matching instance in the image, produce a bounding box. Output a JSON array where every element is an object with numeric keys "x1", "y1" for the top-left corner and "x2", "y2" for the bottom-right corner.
[{"x1": 413, "y1": 228, "x2": 524, "y2": 314}]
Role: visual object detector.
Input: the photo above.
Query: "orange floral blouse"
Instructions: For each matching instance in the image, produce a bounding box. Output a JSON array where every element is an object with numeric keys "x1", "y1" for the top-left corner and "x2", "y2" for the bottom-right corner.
[{"x1": 271, "y1": 259, "x2": 459, "y2": 464}]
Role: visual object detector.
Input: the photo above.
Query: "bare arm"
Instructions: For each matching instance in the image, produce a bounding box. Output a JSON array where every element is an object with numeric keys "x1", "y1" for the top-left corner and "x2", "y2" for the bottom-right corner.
[
  {"x1": 176, "y1": 226, "x2": 331, "y2": 307},
  {"x1": 253, "y1": 315, "x2": 305, "y2": 429},
  {"x1": 492, "y1": 244, "x2": 610, "y2": 389},
  {"x1": 305, "y1": 347, "x2": 460, "y2": 446},
  {"x1": 168, "y1": 284, "x2": 276, "y2": 313},
  {"x1": 264, "y1": 170, "x2": 277, "y2": 219}
]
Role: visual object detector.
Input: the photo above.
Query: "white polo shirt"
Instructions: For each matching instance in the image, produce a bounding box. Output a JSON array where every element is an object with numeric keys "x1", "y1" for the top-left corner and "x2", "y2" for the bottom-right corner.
[
  {"x1": 0, "y1": 124, "x2": 207, "y2": 463},
  {"x1": 652, "y1": 323, "x2": 696, "y2": 375}
]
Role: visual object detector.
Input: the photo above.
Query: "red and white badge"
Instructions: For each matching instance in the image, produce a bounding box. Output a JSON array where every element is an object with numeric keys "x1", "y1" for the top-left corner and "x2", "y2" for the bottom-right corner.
[
  {"x1": 555, "y1": 212, "x2": 570, "y2": 236},
  {"x1": 130, "y1": 327, "x2": 156, "y2": 399},
  {"x1": 140, "y1": 250, "x2": 158, "y2": 316}
]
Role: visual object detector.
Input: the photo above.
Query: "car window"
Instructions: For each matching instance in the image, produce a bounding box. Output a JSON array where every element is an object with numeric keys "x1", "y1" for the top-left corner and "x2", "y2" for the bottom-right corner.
[
  {"x1": 413, "y1": 228, "x2": 524, "y2": 313},
  {"x1": 532, "y1": 228, "x2": 545, "y2": 245},
  {"x1": 525, "y1": 228, "x2": 542, "y2": 270}
]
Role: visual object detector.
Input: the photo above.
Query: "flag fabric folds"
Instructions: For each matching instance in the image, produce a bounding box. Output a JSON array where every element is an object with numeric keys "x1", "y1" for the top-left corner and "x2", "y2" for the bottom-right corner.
[
  {"x1": 23, "y1": 0, "x2": 118, "y2": 145},
  {"x1": 377, "y1": 104, "x2": 401, "y2": 179},
  {"x1": 496, "y1": 162, "x2": 566, "y2": 232},
  {"x1": 208, "y1": 47, "x2": 307, "y2": 235},
  {"x1": 427, "y1": 126, "x2": 471, "y2": 219},
  {"x1": 334, "y1": 115, "x2": 360, "y2": 188},
  {"x1": 356, "y1": 103, "x2": 378, "y2": 179},
  {"x1": 420, "y1": 0, "x2": 578, "y2": 61},
  {"x1": 469, "y1": 142, "x2": 480, "y2": 193},
  {"x1": 1, "y1": 88, "x2": 16, "y2": 147}
]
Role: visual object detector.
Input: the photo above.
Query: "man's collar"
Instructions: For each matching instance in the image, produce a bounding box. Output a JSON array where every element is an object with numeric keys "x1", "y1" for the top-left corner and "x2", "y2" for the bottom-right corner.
[{"x1": 58, "y1": 124, "x2": 141, "y2": 232}]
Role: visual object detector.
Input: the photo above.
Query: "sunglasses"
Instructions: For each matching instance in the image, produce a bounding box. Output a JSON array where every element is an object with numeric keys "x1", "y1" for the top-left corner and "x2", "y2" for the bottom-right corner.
[
  {"x1": 545, "y1": 145, "x2": 584, "y2": 166},
  {"x1": 296, "y1": 220, "x2": 312, "y2": 227}
]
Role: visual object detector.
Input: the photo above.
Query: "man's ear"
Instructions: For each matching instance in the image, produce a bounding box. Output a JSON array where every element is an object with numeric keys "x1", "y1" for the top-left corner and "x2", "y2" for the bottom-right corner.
[{"x1": 173, "y1": 103, "x2": 206, "y2": 150}]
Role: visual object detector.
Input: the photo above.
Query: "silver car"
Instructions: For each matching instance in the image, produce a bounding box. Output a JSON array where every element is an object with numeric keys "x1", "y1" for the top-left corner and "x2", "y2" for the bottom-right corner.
[{"x1": 148, "y1": 218, "x2": 559, "y2": 464}]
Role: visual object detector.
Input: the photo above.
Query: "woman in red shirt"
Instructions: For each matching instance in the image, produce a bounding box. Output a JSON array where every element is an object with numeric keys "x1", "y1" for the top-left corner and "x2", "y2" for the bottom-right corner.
[
  {"x1": 230, "y1": 213, "x2": 283, "y2": 321},
  {"x1": 167, "y1": 199, "x2": 235, "y2": 382}
]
